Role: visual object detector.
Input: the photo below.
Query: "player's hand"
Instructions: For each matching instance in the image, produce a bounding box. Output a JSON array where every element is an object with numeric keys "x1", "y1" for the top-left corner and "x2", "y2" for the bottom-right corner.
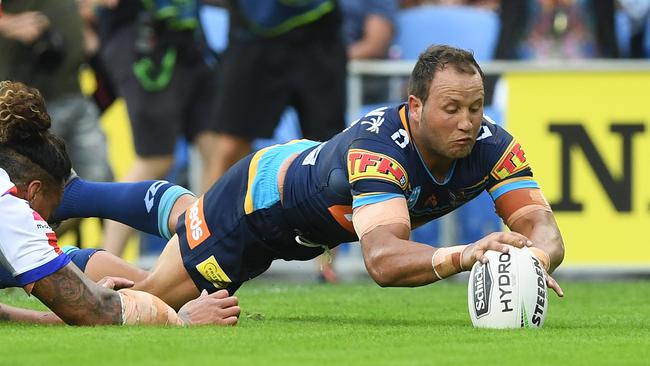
[
  {"x1": 178, "y1": 289, "x2": 240, "y2": 326},
  {"x1": 97, "y1": 276, "x2": 134, "y2": 290},
  {"x1": 544, "y1": 270, "x2": 564, "y2": 297},
  {"x1": 461, "y1": 231, "x2": 532, "y2": 270}
]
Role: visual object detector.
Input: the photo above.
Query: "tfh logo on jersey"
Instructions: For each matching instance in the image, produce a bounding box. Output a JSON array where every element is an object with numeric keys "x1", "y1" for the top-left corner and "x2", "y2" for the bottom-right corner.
[
  {"x1": 185, "y1": 197, "x2": 211, "y2": 249},
  {"x1": 491, "y1": 140, "x2": 530, "y2": 180},
  {"x1": 347, "y1": 149, "x2": 408, "y2": 190}
]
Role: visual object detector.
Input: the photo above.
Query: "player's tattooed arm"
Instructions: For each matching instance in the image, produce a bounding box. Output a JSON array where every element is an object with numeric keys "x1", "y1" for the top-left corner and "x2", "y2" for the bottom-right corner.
[{"x1": 31, "y1": 263, "x2": 123, "y2": 325}]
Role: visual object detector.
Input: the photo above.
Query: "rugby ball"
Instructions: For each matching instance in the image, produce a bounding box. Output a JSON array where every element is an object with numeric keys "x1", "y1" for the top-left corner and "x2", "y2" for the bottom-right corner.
[{"x1": 467, "y1": 246, "x2": 548, "y2": 328}]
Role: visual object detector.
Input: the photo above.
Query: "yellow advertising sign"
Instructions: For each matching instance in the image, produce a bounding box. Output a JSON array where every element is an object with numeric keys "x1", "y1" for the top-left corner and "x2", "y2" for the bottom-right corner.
[{"x1": 505, "y1": 72, "x2": 650, "y2": 265}]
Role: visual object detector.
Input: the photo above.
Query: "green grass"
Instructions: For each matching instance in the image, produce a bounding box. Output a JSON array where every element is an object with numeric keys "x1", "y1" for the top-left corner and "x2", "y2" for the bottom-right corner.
[{"x1": 1, "y1": 280, "x2": 649, "y2": 366}]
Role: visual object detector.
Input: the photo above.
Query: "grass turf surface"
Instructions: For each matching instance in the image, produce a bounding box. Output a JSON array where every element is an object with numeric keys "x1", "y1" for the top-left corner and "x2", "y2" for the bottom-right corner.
[{"x1": 1, "y1": 280, "x2": 649, "y2": 366}]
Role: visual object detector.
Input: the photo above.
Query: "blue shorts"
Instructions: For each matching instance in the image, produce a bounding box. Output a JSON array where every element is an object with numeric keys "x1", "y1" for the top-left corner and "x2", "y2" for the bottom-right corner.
[
  {"x1": 177, "y1": 152, "x2": 324, "y2": 294},
  {"x1": 0, "y1": 247, "x2": 101, "y2": 289}
]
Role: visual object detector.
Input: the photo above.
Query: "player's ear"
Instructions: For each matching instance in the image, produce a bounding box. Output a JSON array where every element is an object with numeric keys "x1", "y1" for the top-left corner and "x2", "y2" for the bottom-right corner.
[
  {"x1": 26, "y1": 180, "x2": 44, "y2": 204},
  {"x1": 407, "y1": 95, "x2": 422, "y2": 125}
]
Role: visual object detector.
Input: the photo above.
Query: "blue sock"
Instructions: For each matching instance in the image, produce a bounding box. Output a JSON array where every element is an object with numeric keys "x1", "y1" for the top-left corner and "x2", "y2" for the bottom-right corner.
[{"x1": 51, "y1": 178, "x2": 194, "y2": 240}]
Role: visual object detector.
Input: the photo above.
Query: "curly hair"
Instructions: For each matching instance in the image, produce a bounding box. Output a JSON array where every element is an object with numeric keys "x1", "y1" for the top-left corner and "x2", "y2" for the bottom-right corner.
[{"x1": 0, "y1": 80, "x2": 71, "y2": 188}]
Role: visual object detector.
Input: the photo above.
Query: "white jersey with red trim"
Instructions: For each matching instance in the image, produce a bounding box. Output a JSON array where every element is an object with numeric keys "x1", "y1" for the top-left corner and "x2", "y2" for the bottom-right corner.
[{"x1": 0, "y1": 168, "x2": 70, "y2": 288}]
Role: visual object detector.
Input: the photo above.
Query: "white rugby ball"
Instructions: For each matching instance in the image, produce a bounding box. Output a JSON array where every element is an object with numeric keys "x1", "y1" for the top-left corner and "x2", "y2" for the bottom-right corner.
[{"x1": 467, "y1": 246, "x2": 548, "y2": 328}]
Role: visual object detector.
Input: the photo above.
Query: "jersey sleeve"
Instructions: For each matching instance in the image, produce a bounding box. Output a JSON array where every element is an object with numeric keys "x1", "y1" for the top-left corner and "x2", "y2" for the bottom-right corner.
[
  {"x1": 483, "y1": 125, "x2": 540, "y2": 202},
  {"x1": 347, "y1": 138, "x2": 410, "y2": 209},
  {"x1": 0, "y1": 195, "x2": 70, "y2": 288}
]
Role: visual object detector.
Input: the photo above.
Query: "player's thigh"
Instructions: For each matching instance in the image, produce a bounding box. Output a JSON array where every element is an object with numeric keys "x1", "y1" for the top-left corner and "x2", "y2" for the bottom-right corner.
[{"x1": 132, "y1": 235, "x2": 200, "y2": 310}]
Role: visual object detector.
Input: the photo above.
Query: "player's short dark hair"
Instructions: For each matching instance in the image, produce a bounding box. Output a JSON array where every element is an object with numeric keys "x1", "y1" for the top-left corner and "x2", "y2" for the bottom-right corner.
[{"x1": 408, "y1": 45, "x2": 484, "y2": 103}]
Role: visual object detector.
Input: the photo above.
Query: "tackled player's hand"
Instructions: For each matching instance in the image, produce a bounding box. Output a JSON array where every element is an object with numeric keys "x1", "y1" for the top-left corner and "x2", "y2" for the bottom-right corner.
[{"x1": 177, "y1": 289, "x2": 240, "y2": 326}]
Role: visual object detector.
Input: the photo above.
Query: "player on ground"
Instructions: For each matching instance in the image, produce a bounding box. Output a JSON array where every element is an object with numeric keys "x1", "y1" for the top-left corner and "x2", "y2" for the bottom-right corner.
[
  {"x1": 0, "y1": 81, "x2": 240, "y2": 325},
  {"x1": 48, "y1": 45, "x2": 565, "y2": 312}
]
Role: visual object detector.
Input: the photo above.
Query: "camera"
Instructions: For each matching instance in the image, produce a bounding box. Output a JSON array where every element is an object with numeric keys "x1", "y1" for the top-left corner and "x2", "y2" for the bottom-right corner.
[{"x1": 30, "y1": 29, "x2": 65, "y2": 71}]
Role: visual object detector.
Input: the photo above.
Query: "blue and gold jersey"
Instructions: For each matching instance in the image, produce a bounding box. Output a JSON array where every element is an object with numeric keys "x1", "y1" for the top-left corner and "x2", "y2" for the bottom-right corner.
[
  {"x1": 179, "y1": 103, "x2": 539, "y2": 292},
  {"x1": 277, "y1": 103, "x2": 538, "y2": 246}
]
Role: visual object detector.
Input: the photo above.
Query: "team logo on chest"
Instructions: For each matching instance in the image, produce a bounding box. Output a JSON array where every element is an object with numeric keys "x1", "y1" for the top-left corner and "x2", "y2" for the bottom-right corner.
[{"x1": 347, "y1": 149, "x2": 408, "y2": 190}]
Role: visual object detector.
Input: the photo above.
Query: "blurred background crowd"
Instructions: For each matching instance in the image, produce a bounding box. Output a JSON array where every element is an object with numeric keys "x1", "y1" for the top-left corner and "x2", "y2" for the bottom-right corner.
[{"x1": 1, "y1": 0, "x2": 648, "y2": 281}]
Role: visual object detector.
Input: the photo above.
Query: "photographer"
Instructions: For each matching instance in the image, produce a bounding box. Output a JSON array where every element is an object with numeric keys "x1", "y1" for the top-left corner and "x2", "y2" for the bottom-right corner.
[{"x1": 0, "y1": 0, "x2": 113, "y2": 191}]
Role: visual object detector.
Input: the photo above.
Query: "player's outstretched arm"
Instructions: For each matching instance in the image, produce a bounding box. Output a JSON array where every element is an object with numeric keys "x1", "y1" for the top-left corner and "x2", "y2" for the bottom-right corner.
[
  {"x1": 360, "y1": 222, "x2": 437, "y2": 286},
  {"x1": 493, "y1": 187, "x2": 565, "y2": 296},
  {"x1": 356, "y1": 198, "x2": 530, "y2": 287},
  {"x1": 507, "y1": 209, "x2": 564, "y2": 273},
  {"x1": 361, "y1": 225, "x2": 530, "y2": 287},
  {"x1": 507, "y1": 209, "x2": 565, "y2": 297}
]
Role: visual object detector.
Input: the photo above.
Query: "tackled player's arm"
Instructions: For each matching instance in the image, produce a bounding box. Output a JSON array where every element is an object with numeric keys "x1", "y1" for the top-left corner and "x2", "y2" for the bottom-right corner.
[
  {"x1": 31, "y1": 263, "x2": 124, "y2": 325},
  {"x1": 30, "y1": 262, "x2": 185, "y2": 326},
  {"x1": 495, "y1": 188, "x2": 565, "y2": 273}
]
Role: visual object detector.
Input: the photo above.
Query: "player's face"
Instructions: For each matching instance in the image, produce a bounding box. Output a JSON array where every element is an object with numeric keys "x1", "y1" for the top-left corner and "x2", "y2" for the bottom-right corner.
[{"x1": 411, "y1": 67, "x2": 484, "y2": 162}]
